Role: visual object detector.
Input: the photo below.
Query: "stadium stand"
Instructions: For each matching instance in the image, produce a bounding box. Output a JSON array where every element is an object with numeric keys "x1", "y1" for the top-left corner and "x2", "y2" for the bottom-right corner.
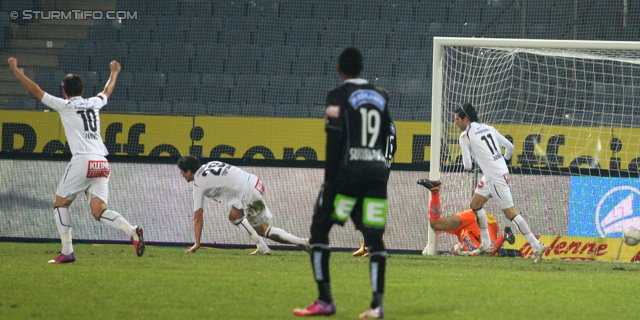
[
  {"x1": 101, "y1": 98, "x2": 138, "y2": 114},
  {"x1": 187, "y1": 17, "x2": 223, "y2": 43},
  {"x1": 158, "y1": 42, "x2": 195, "y2": 72},
  {"x1": 197, "y1": 73, "x2": 232, "y2": 103},
  {"x1": 347, "y1": 0, "x2": 381, "y2": 21},
  {"x1": 313, "y1": 0, "x2": 347, "y2": 19},
  {"x1": 129, "y1": 72, "x2": 166, "y2": 101},
  {"x1": 2, "y1": 96, "x2": 39, "y2": 110},
  {"x1": 415, "y1": 1, "x2": 448, "y2": 24},
  {"x1": 147, "y1": 0, "x2": 179, "y2": 16},
  {"x1": 279, "y1": 0, "x2": 313, "y2": 20},
  {"x1": 139, "y1": 100, "x2": 172, "y2": 115},
  {"x1": 294, "y1": 47, "x2": 331, "y2": 76},
  {"x1": 91, "y1": 42, "x2": 128, "y2": 71},
  {"x1": 192, "y1": 44, "x2": 226, "y2": 74},
  {"x1": 152, "y1": 20, "x2": 189, "y2": 43},
  {"x1": 380, "y1": 1, "x2": 414, "y2": 22},
  {"x1": 449, "y1": 0, "x2": 483, "y2": 24},
  {"x1": 180, "y1": 0, "x2": 212, "y2": 17},
  {"x1": 163, "y1": 73, "x2": 200, "y2": 102},
  {"x1": 247, "y1": 0, "x2": 279, "y2": 18},
  {"x1": 126, "y1": 42, "x2": 161, "y2": 72},
  {"x1": 172, "y1": 100, "x2": 207, "y2": 116},
  {"x1": 0, "y1": 0, "x2": 638, "y2": 121}
]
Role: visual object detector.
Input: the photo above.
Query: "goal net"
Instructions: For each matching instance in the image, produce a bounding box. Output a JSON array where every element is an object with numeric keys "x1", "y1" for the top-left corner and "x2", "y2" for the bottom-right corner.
[{"x1": 426, "y1": 37, "x2": 640, "y2": 255}]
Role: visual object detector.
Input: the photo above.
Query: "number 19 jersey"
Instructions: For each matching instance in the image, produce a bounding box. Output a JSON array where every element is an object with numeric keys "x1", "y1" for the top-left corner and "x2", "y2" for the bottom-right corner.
[
  {"x1": 325, "y1": 79, "x2": 392, "y2": 182},
  {"x1": 41, "y1": 92, "x2": 109, "y2": 156}
]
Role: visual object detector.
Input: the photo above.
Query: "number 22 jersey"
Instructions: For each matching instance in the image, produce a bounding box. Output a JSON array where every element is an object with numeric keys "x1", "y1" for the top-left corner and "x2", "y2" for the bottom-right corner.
[{"x1": 192, "y1": 161, "x2": 262, "y2": 212}]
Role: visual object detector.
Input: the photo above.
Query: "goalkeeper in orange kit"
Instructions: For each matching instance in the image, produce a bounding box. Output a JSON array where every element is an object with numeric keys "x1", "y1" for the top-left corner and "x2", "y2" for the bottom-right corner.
[{"x1": 353, "y1": 179, "x2": 515, "y2": 257}]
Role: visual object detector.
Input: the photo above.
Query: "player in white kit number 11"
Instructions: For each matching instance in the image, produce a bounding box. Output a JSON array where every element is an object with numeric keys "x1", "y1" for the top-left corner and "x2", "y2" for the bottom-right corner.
[
  {"x1": 8, "y1": 57, "x2": 144, "y2": 263},
  {"x1": 455, "y1": 103, "x2": 547, "y2": 262},
  {"x1": 177, "y1": 155, "x2": 310, "y2": 255}
]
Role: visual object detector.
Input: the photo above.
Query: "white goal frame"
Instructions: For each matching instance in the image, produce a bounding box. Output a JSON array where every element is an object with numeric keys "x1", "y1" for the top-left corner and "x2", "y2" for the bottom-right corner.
[{"x1": 426, "y1": 37, "x2": 640, "y2": 255}]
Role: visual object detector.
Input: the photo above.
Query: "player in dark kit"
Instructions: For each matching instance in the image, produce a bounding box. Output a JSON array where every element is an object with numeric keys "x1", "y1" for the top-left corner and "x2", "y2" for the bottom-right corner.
[
  {"x1": 353, "y1": 119, "x2": 396, "y2": 257},
  {"x1": 293, "y1": 47, "x2": 392, "y2": 319}
]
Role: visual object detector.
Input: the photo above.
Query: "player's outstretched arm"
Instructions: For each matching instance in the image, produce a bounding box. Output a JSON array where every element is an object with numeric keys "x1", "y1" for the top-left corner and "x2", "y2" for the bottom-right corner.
[
  {"x1": 186, "y1": 208, "x2": 204, "y2": 253},
  {"x1": 7, "y1": 57, "x2": 45, "y2": 101},
  {"x1": 100, "y1": 60, "x2": 121, "y2": 99}
]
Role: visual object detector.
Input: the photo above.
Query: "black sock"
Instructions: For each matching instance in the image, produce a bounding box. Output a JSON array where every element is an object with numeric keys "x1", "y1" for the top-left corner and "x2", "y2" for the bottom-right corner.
[
  {"x1": 369, "y1": 251, "x2": 387, "y2": 308},
  {"x1": 311, "y1": 244, "x2": 332, "y2": 303}
]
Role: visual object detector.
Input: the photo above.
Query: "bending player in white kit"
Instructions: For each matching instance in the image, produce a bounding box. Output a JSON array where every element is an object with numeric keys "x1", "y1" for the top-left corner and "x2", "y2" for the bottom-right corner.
[
  {"x1": 8, "y1": 57, "x2": 144, "y2": 263},
  {"x1": 177, "y1": 155, "x2": 309, "y2": 255},
  {"x1": 455, "y1": 103, "x2": 547, "y2": 262}
]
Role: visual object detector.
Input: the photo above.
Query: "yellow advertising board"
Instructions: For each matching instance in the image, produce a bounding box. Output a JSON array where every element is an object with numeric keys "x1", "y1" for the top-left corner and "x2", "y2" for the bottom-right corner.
[
  {"x1": 2, "y1": 110, "x2": 640, "y2": 169},
  {"x1": 505, "y1": 235, "x2": 640, "y2": 262}
]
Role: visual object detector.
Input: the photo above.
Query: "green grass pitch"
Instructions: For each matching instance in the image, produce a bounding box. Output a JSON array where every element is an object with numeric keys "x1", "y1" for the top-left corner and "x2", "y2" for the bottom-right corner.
[{"x1": 1, "y1": 242, "x2": 639, "y2": 320}]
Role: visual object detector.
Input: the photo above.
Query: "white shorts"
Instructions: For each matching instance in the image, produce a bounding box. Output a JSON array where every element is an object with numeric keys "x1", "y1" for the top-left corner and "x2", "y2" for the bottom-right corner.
[
  {"x1": 240, "y1": 174, "x2": 273, "y2": 227},
  {"x1": 56, "y1": 155, "x2": 111, "y2": 203},
  {"x1": 474, "y1": 174, "x2": 514, "y2": 209}
]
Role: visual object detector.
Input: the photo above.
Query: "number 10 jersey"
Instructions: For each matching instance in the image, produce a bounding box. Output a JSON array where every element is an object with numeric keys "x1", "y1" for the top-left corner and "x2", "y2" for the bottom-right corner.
[{"x1": 41, "y1": 92, "x2": 109, "y2": 156}]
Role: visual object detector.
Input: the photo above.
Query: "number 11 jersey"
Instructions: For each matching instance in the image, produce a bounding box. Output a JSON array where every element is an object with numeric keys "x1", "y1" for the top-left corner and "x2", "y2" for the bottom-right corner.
[{"x1": 459, "y1": 122, "x2": 514, "y2": 179}]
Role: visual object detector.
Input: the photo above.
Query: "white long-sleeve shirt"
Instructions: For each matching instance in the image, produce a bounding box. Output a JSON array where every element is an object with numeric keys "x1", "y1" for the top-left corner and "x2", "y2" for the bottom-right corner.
[
  {"x1": 459, "y1": 122, "x2": 514, "y2": 179},
  {"x1": 41, "y1": 93, "x2": 109, "y2": 156},
  {"x1": 192, "y1": 161, "x2": 262, "y2": 212}
]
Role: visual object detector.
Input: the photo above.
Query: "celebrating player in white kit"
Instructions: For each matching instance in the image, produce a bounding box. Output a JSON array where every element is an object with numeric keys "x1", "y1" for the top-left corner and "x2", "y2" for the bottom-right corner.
[
  {"x1": 7, "y1": 57, "x2": 144, "y2": 263},
  {"x1": 177, "y1": 155, "x2": 309, "y2": 255},
  {"x1": 455, "y1": 103, "x2": 547, "y2": 262}
]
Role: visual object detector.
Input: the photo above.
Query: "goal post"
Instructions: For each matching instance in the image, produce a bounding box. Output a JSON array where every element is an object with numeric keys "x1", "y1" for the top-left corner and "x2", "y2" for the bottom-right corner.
[{"x1": 426, "y1": 37, "x2": 640, "y2": 255}]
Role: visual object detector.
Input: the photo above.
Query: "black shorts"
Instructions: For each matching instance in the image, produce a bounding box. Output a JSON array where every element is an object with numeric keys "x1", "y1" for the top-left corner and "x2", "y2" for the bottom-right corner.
[{"x1": 315, "y1": 180, "x2": 388, "y2": 231}]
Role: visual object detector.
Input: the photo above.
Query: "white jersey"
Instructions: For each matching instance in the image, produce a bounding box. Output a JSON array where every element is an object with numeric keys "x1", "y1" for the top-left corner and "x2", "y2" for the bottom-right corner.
[
  {"x1": 192, "y1": 161, "x2": 264, "y2": 212},
  {"x1": 459, "y1": 122, "x2": 514, "y2": 179},
  {"x1": 41, "y1": 92, "x2": 109, "y2": 156}
]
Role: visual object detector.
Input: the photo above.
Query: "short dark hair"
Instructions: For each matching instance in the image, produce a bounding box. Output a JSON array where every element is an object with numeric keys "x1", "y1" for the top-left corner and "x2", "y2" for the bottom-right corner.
[
  {"x1": 61, "y1": 74, "x2": 84, "y2": 97},
  {"x1": 177, "y1": 155, "x2": 202, "y2": 173},
  {"x1": 338, "y1": 46, "x2": 363, "y2": 77},
  {"x1": 455, "y1": 103, "x2": 479, "y2": 122}
]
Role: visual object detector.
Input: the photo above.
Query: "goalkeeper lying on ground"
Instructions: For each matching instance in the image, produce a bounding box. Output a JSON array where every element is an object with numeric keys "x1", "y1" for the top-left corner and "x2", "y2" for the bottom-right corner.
[{"x1": 353, "y1": 179, "x2": 515, "y2": 257}]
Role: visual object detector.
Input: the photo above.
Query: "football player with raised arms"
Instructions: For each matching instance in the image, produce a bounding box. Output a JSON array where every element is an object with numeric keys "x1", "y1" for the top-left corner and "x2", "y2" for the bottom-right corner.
[
  {"x1": 454, "y1": 103, "x2": 547, "y2": 262},
  {"x1": 294, "y1": 47, "x2": 392, "y2": 319},
  {"x1": 177, "y1": 155, "x2": 309, "y2": 255},
  {"x1": 7, "y1": 57, "x2": 144, "y2": 263}
]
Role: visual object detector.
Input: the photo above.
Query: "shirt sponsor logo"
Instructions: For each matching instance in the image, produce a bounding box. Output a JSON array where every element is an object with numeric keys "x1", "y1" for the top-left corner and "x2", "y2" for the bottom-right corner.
[
  {"x1": 348, "y1": 90, "x2": 386, "y2": 110},
  {"x1": 325, "y1": 105, "x2": 340, "y2": 119},
  {"x1": 349, "y1": 148, "x2": 385, "y2": 162},
  {"x1": 87, "y1": 160, "x2": 110, "y2": 178},
  {"x1": 474, "y1": 128, "x2": 489, "y2": 135},
  {"x1": 254, "y1": 178, "x2": 265, "y2": 195}
]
